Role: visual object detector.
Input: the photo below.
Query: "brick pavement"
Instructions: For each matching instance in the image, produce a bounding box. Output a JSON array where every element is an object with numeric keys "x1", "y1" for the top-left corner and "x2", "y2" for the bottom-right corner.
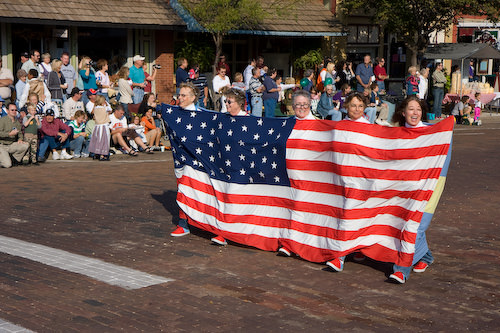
[{"x1": 1, "y1": 115, "x2": 500, "y2": 331}]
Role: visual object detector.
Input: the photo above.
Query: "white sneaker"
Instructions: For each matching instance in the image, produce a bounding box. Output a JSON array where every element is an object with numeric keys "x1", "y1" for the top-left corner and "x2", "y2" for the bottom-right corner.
[
  {"x1": 61, "y1": 151, "x2": 73, "y2": 159},
  {"x1": 52, "y1": 151, "x2": 60, "y2": 160},
  {"x1": 73, "y1": 154, "x2": 81, "y2": 158},
  {"x1": 81, "y1": 153, "x2": 89, "y2": 158}
]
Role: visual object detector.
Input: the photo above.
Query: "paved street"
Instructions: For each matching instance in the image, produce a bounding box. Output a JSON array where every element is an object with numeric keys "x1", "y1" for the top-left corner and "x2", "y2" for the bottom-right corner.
[{"x1": 1, "y1": 114, "x2": 500, "y2": 332}]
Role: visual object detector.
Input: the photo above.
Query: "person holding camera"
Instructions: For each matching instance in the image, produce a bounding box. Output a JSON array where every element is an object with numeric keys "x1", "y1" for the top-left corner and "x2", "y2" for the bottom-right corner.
[
  {"x1": 78, "y1": 56, "x2": 98, "y2": 106},
  {"x1": 143, "y1": 63, "x2": 159, "y2": 94},
  {"x1": 0, "y1": 103, "x2": 29, "y2": 168}
]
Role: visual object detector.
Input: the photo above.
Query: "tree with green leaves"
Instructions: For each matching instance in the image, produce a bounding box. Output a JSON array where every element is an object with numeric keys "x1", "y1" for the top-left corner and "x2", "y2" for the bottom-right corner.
[
  {"x1": 179, "y1": 0, "x2": 300, "y2": 73},
  {"x1": 340, "y1": 0, "x2": 500, "y2": 66}
]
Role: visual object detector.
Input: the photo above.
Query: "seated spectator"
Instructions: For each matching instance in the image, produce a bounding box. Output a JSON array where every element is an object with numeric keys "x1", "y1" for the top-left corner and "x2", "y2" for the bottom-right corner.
[
  {"x1": 332, "y1": 83, "x2": 351, "y2": 115},
  {"x1": 15, "y1": 69, "x2": 28, "y2": 107},
  {"x1": 38, "y1": 108, "x2": 73, "y2": 161},
  {"x1": 63, "y1": 88, "x2": 85, "y2": 121},
  {"x1": 138, "y1": 93, "x2": 159, "y2": 121},
  {"x1": 369, "y1": 82, "x2": 390, "y2": 126},
  {"x1": 0, "y1": 103, "x2": 29, "y2": 167},
  {"x1": 26, "y1": 93, "x2": 45, "y2": 115},
  {"x1": 309, "y1": 86, "x2": 320, "y2": 114},
  {"x1": 452, "y1": 95, "x2": 471, "y2": 125},
  {"x1": 109, "y1": 105, "x2": 152, "y2": 156},
  {"x1": 317, "y1": 84, "x2": 342, "y2": 121},
  {"x1": 231, "y1": 72, "x2": 246, "y2": 91},
  {"x1": 19, "y1": 69, "x2": 51, "y2": 109},
  {"x1": 22, "y1": 104, "x2": 41, "y2": 165},
  {"x1": 141, "y1": 107, "x2": 162, "y2": 149},
  {"x1": 69, "y1": 110, "x2": 89, "y2": 158},
  {"x1": 86, "y1": 88, "x2": 112, "y2": 115},
  {"x1": 128, "y1": 114, "x2": 147, "y2": 149},
  {"x1": 362, "y1": 88, "x2": 377, "y2": 123},
  {"x1": 88, "y1": 96, "x2": 110, "y2": 161}
]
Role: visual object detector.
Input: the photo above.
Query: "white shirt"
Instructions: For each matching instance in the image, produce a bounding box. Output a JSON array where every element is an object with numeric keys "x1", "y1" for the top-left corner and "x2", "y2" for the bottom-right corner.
[
  {"x1": 86, "y1": 100, "x2": 112, "y2": 114},
  {"x1": 243, "y1": 65, "x2": 254, "y2": 90},
  {"x1": 213, "y1": 75, "x2": 231, "y2": 93},
  {"x1": 0, "y1": 67, "x2": 14, "y2": 99},
  {"x1": 405, "y1": 121, "x2": 425, "y2": 128},
  {"x1": 296, "y1": 111, "x2": 316, "y2": 120},
  {"x1": 346, "y1": 116, "x2": 370, "y2": 123},
  {"x1": 109, "y1": 113, "x2": 128, "y2": 130},
  {"x1": 417, "y1": 75, "x2": 428, "y2": 100},
  {"x1": 62, "y1": 98, "x2": 84, "y2": 120},
  {"x1": 96, "y1": 71, "x2": 111, "y2": 93}
]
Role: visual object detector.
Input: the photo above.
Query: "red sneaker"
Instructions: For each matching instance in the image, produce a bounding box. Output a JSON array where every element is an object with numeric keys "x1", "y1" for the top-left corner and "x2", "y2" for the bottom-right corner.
[
  {"x1": 211, "y1": 235, "x2": 227, "y2": 245},
  {"x1": 326, "y1": 258, "x2": 344, "y2": 272},
  {"x1": 277, "y1": 247, "x2": 291, "y2": 257},
  {"x1": 413, "y1": 261, "x2": 428, "y2": 273},
  {"x1": 389, "y1": 271, "x2": 406, "y2": 284},
  {"x1": 170, "y1": 226, "x2": 190, "y2": 237}
]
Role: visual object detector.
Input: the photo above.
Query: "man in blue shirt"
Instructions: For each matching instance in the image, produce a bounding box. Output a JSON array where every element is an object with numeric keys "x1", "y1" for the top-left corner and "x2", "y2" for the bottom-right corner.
[
  {"x1": 355, "y1": 55, "x2": 374, "y2": 92},
  {"x1": 129, "y1": 55, "x2": 146, "y2": 104},
  {"x1": 175, "y1": 58, "x2": 189, "y2": 96}
]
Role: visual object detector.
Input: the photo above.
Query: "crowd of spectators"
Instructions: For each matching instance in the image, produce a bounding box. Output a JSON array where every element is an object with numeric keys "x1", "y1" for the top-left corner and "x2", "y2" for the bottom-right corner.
[{"x1": 0, "y1": 50, "x2": 163, "y2": 168}]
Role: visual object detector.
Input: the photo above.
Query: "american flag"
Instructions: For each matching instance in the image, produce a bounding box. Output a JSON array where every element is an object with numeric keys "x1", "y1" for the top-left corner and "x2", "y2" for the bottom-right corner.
[{"x1": 162, "y1": 104, "x2": 454, "y2": 266}]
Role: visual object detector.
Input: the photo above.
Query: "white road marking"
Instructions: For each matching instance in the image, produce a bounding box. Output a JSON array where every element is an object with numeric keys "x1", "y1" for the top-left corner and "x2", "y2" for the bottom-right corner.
[
  {"x1": 0, "y1": 318, "x2": 34, "y2": 332},
  {"x1": 0, "y1": 235, "x2": 173, "y2": 290}
]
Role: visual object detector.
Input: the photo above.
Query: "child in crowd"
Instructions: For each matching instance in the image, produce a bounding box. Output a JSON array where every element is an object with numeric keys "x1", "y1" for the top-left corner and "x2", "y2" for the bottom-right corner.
[
  {"x1": 231, "y1": 72, "x2": 246, "y2": 91},
  {"x1": 310, "y1": 86, "x2": 320, "y2": 113},
  {"x1": 473, "y1": 92, "x2": 482, "y2": 126},
  {"x1": 128, "y1": 114, "x2": 147, "y2": 149},
  {"x1": 27, "y1": 93, "x2": 45, "y2": 114},
  {"x1": 69, "y1": 110, "x2": 89, "y2": 158},
  {"x1": 22, "y1": 104, "x2": 41, "y2": 164},
  {"x1": 88, "y1": 95, "x2": 111, "y2": 161},
  {"x1": 405, "y1": 66, "x2": 420, "y2": 96}
]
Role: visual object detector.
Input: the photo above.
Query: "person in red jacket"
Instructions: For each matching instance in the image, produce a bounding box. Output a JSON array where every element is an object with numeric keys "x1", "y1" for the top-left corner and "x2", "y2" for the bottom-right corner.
[{"x1": 38, "y1": 108, "x2": 73, "y2": 161}]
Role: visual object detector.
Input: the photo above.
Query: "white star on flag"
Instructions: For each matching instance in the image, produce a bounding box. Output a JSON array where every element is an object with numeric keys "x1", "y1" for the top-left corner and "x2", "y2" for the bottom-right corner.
[{"x1": 186, "y1": 124, "x2": 193, "y2": 130}]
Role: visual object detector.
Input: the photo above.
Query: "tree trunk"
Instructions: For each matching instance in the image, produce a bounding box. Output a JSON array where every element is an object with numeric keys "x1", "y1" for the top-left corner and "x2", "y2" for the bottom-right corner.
[{"x1": 212, "y1": 32, "x2": 223, "y2": 75}]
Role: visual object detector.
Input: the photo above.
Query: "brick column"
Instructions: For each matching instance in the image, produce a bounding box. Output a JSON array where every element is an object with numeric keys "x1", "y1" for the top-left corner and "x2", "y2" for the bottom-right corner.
[{"x1": 155, "y1": 30, "x2": 175, "y2": 103}]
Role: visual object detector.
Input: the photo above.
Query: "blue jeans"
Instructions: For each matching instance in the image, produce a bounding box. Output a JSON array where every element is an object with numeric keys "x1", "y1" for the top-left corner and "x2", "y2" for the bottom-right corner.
[
  {"x1": 328, "y1": 109, "x2": 343, "y2": 121},
  {"x1": 133, "y1": 87, "x2": 144, "y2": 104},
  {"x1": 251, "y1": 96, "x2": 263, "y2": 117},
  {"x1": 377, "y1": 81, "x2": 385, "y2": 91},
  {"x1": 264, "y1": 98, "x2": 277, "y2": 118},
  {"x1": 393, "y1": 250, "x2": 434, "y2": 280},
  {"x1": 178, "y1": 218, "x2": 189, "y2": 230},
  {"x1": 433, "y1": 87, "x2": 444, "y2": 117},
  {"x1": 70, "y1": 136, "x2": 89, "y2": 156},
  {"x1": 81, "y1": 92, "x2": 89, "y2": 108},
  {"x1": 38, "y1": 134, "x2": 70, "y2": 158},
  {"x1": 364, "y1": 107, "x2": 377, "y2": 123}
]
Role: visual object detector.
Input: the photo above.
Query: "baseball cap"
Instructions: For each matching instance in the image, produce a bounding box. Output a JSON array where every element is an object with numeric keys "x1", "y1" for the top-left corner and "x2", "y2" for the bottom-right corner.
[
  {"x1": 87, "y1": 88, "x2": 98, "y2": 97},
  {"x1": 70, "y1": 87, "x2": 83, "y2": 97},
  {"x1": 46, "y1": 109, "x2": 55, "y2": 116},
  {"x1": 133, "y1": 55, "x2": 145, "y2": 62},
  {"x1": 21, "y1": 51, "x2": 29, "y2": 58}
]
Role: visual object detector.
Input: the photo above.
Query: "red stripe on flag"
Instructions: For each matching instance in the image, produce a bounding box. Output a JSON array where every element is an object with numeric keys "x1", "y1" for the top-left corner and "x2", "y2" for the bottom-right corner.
[
  {"x1": 287, "y1": 140, "x2": 450, "y2": 160},
  {"x1": 293, "y1": 117, "x2": 455, "y2": 139},
  {"x1": 286, "y1": 160, "x2": 442, "y2": 181},
  {"x1": 290, "y1": 179, "x2": 434, "y2": 202},
  {"x1": 178, "y1": 175, "x2": 424, "y2": 221}
]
